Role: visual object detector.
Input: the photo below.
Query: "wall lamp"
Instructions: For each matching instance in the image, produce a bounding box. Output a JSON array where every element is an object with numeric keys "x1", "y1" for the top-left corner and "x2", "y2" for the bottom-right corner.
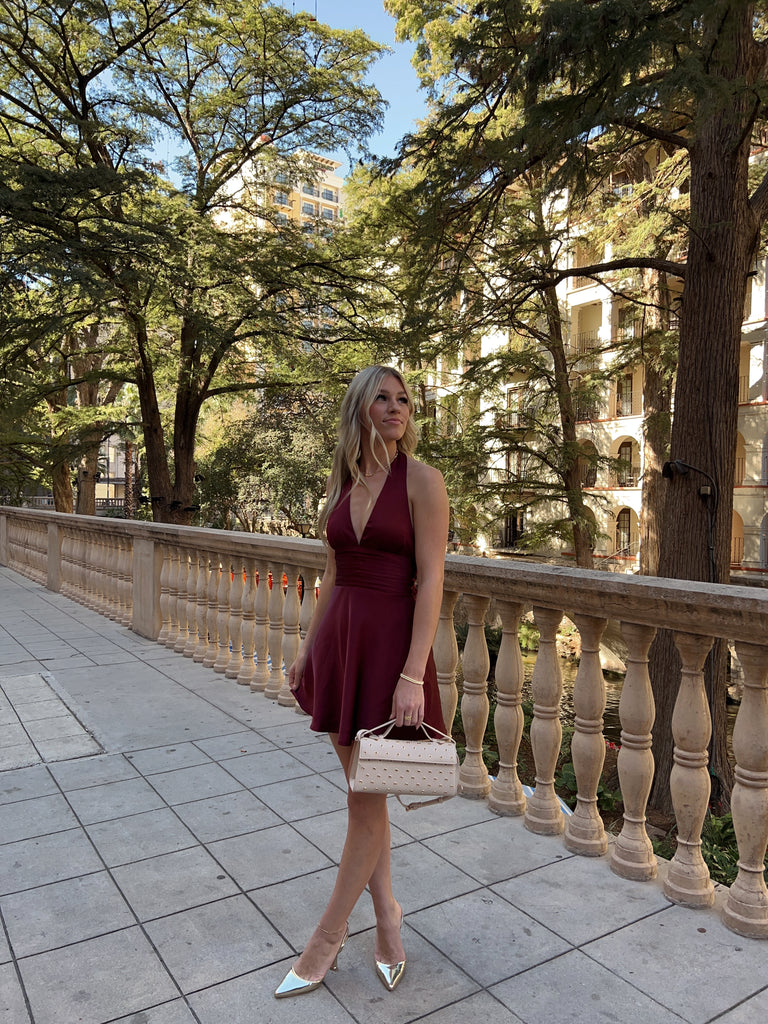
[
  {"x1": 661, "y1": 459, "x2": 718, "y2": 582},
  {"x1": 661, "y1": 459, "x2": 718, "y2": 507}
]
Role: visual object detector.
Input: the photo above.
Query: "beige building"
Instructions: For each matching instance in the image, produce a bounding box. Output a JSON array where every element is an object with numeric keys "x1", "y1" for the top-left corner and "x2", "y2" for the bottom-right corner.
[
  {"x1": 475, "y1": 256, "x2": 768, "y2": 577},
  {"x1": 270, "y1": 155, "x2": 344, "y2": 234}
]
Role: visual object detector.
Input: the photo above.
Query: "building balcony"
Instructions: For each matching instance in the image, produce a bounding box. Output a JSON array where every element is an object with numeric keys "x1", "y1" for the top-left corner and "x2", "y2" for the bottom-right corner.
[{"x1": 2, "y1": 507, "x2": 768, "y2": 1021}]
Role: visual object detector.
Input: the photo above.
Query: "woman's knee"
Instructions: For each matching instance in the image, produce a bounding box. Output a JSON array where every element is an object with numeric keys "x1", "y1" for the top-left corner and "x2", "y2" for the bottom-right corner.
[{"x1": 347, "y1": 789, "x2": 388, "y2": 823}]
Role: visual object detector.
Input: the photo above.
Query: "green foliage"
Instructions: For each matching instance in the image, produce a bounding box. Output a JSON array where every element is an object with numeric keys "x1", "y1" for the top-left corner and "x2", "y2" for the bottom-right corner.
[
  {"x1": 652, "y1": 813, "x2": 768, "y2": 888},
  {"x1": 195, "y1": 387, "x2": 337, "y2": 533},
  {"x1": 0, "y1": 1, "x2": 389, "y2": 520}
]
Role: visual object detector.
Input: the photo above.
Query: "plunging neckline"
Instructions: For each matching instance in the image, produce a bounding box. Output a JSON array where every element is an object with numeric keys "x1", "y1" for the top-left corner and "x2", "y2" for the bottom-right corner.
[{"x1": 349, "y1": 467, "x2": 394, "y2": 545}]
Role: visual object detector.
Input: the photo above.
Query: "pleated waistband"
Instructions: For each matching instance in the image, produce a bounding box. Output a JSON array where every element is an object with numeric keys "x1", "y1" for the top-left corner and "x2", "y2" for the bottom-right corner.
[{"x1": 335, "y1": 549, "x2": 414, "y2": 594}]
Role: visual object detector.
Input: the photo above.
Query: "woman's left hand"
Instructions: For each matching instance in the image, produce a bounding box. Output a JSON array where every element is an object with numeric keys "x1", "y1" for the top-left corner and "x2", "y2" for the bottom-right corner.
[{"x1": 391, "y1": 677, "x2": 425, "y2": 729}]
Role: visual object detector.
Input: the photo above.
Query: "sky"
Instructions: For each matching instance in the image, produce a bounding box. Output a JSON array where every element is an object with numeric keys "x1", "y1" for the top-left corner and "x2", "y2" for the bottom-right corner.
[{"x1": 291, "y1": 1, "x2": 429, "y2": 174}]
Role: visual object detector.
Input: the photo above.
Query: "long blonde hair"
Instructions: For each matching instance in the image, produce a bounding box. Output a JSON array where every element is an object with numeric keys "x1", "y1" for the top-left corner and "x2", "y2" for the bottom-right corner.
[{"x1": 318, "y1": 365, "x2": 418, "y2": 539}]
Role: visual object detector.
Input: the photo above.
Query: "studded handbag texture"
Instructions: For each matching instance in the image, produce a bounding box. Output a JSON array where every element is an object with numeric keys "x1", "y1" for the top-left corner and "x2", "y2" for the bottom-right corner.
[{"x1": 349, "y1": 720, "x2": 460, "y2": 806}]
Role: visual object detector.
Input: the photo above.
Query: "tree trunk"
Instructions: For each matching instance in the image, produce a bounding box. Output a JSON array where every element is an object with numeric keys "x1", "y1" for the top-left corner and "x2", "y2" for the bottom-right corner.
[
  {"x1": 131, "y1": 315, "x2": 200, "y2": 526},
  {"x1": 639, "y1": 272, "x2": 673, "y2": 578},
  {"x1": 544, "y1": 285, "x2": 594, "y2": 568},
  {"x1": 639, "y1": 361, "x2": 670, "y2": 577},
  {"x1": 75, "y1": 440, "x2": 101, "y2": 516},
  {"x1": 649, "y1": 8, "x2": 762, "y2": 812},
  {"x1": 51, "y1": 461, "x2": 73, "y2": 513}
]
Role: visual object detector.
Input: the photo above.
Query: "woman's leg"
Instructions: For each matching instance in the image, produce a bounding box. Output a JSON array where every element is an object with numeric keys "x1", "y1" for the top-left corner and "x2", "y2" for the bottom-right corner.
[{"x1": 290, "y1": 735, "x2": 404, "y2": 980}]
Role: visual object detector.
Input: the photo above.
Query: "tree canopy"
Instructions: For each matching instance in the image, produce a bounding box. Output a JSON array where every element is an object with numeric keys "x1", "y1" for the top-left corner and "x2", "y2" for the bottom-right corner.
[{"x1": 0, "y1": 0, "x2": 388, "y2": 521}]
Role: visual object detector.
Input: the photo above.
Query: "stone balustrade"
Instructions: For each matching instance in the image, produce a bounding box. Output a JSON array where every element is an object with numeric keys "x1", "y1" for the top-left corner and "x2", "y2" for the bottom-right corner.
[{"x1": 2, "y1": 506, "x2": 768, "y2": 939}]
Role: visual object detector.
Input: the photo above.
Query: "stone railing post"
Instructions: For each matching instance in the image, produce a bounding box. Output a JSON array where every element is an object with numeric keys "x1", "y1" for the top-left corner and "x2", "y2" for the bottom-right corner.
[
  {"x1": 489, "y1": 599, "x2": 527, "y2": 817},
  {"x1": 131, "y1": 535, "x2": 162, "y2": 640},
  {"x1": 664, "y1": 631, "x2": 715, "y2": 908},
  {"x1": 723, "y1": 641, "x2": 768, "y2": 937},
  {"x1": 278, "y1": 565, "x2": 301, "y2": 706},
  {"x1": 459, "y1": 593, "x2": 491, "y2": 798},
  {"x1": 434, "y1": 589, "x2": 460, "y2": 734},
  {"x1": 565, "y1": 614, "x2": 608, "y2": 856},
  {"x1": 264, "y1": 565, "x2": 285, "y2": 699},
  {"x1": 610, "y1": 622, "x2": 658, "y2": 881},
  {"x1": 525, "y1": 605, "x2": 565, "y2": 836}
]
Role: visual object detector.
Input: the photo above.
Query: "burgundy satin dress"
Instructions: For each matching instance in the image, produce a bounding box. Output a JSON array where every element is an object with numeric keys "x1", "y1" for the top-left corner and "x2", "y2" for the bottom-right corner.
[{"x1": 295, "y1": 453, "x2": 445, "y2": 747}]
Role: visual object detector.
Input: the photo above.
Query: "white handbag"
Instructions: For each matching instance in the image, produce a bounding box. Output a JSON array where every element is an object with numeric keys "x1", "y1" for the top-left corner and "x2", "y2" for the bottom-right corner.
[{"x1": 349, "y1": 719, "x2": 460, "y2": 810}]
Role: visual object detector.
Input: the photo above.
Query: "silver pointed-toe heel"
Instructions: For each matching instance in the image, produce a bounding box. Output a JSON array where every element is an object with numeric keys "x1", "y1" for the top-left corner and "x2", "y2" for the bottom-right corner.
[
  {"x1": 375, "y1": 906, "x2": 405, "y2": 992},
  {"x1": 274, "y1": 923, "x2": 348, "y2": 999}
]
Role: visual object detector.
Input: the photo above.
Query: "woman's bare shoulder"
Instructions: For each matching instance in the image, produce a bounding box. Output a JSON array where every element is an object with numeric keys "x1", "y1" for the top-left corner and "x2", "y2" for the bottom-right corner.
[{"x1": 405, "y1": 456, "x2": 446, "y2": 494}]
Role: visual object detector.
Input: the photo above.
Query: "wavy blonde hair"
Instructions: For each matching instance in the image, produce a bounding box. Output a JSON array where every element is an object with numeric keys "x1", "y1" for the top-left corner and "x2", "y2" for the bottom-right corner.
[{"x1": 318, "y1": 365, "x2": 418, "y2": 539}]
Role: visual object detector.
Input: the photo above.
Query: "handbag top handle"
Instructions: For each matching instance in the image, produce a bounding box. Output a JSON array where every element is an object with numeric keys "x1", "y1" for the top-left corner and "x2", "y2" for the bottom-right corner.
[{"x1": 355, "y1": 719, "x2": 454, "y2": 744}]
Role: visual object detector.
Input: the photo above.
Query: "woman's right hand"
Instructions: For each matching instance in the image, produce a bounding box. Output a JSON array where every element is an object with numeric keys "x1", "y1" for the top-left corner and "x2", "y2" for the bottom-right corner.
[{"x1": 288, "y1": 650, "x2": 308, "y2": 692}]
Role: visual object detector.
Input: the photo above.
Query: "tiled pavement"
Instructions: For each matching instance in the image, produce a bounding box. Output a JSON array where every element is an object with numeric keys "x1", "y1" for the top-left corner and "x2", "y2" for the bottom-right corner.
[{"x1": 1, "y1": 566, "x2": 767, "y2": 1024}]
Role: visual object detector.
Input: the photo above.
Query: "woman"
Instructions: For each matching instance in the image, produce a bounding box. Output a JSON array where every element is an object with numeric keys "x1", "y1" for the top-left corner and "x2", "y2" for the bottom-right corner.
[{"x1": 275, "y1": 365, "x2": 449, "y2": 998}]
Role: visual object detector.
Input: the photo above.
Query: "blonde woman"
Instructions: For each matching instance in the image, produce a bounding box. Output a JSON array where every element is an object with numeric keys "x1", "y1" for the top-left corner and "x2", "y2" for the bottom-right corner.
[{"x1": 275, "y1": 365, "x2": 449, "y2": 998}]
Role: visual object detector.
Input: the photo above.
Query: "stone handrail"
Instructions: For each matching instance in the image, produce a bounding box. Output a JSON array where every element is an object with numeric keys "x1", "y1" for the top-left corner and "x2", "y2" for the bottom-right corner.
[{"x1": 2, "y1": 506, "x2": 767, "y2": 939}]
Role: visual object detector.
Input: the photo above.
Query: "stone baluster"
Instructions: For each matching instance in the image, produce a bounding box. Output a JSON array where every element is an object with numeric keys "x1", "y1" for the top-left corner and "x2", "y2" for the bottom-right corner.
[
  {"x1": 299, "y1": 567, "x2": 318, "y2": 639},
  {"x1": 60, "y1": 530, "x2": 72, "y2": 598},
  {"x1": 251, "y1": 561, "x2": 271, "y2": 692},
  {"x1": 664, "y1": 631, "x2": 715, "y2": 907},
  {"x1": 172, "y1": 549, "x2": 191, "y2": 653},
  {"x1": 489, "y1": 599, "x2": 527, "y2": 817},
  {"x1": 72, "y1": 532, "x2": 86, "y2": 604},
  {"x1": 192, "y1": 552, "x2": 212, "y2": 662},
  {"x1": 722, "y1": 641, "x2": 768, "y2": 937},
  {"x1": 103, "y1": 535, "x2": 119, "y2": 619},
  {"x1": 83, "y1": 534, "x2": 100, "y2": 611},
  {"x1": 225, "y1": 563, "x2": 245, "y2": 680},
  {"x1": 202, "y1": 555, "x2": 222, "y2": 668},
  {"x1": 164, "y1": 546, "x2": 181, "y2": 649},
  {"x1": 610, "y1": 622, "x2": 658, "y2": 881},
  {"x1": 264, "y1": 565, "x2": 285, "y2": 699},
  {"x1": 565, "y1": 614, "x2": 608, "y2": 856},
  {"x1": 180, "y1": 549, "x2": 200, "y2": 654},
  {"x1": 278, "y1": 565, "x2": 301, "y2": 706},
  {"x1": 116, "y1": 536, "x2": 131, "y2": 626},
  {"x1": 434, "y1": 589, "x2": 460, "y2": 734},
  {"x1": 93, "y1": 535, "x2": 108, "y2": 614},
  {"x1": 20, "y1": 522, "x2": 30, "y2": 578},
  {"x1": 459, "y1": 593, "x2": 491, "y2": 798},
  {"x1": 237, "y1": 559, "x2": 257, "y2": 686},
  {"x1": 158, "y1": 545, "x2": 172, "y2": 645},
  {"x1": 213, "y1": 561, "x2": 234, "y2": 674},
  {"x1": 111, "y1": 534, "x2": 124, "y2": 619},
  {"x1": 35, "y1": 522, "x2": 47, "y2": 582},
  {"x1": 525, "y1": 606, "x2": 565, "y2": 836}
]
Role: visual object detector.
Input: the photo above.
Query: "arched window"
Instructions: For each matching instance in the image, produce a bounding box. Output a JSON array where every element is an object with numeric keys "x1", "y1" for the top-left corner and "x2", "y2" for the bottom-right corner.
[
  {"x1": 615, "y1": 508, "x2": 631, "y2": 552},
  {"x1": 577, "y1": 441, "x2": 598, "y2": 487}
]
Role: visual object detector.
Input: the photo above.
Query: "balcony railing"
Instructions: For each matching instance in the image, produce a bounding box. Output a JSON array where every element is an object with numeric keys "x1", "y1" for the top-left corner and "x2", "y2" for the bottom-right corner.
[{"x1": 2, "y1": 506, "x2": 768, "y2": 939}]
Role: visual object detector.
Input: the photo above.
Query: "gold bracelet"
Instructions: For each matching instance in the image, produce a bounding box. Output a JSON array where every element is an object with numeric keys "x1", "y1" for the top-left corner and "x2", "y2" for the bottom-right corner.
[{"x1": 400, "y1": 672, "x2": 424, "y2": 686}]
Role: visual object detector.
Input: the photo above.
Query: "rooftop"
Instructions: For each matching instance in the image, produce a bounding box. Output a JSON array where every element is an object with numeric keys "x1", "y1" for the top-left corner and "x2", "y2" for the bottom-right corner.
[{"x1": 0, "y1": 565, "x2": 766, "y2": 1024}]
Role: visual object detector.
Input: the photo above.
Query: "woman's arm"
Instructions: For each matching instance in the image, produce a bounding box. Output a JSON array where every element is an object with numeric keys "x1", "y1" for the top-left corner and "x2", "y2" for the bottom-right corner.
[
  {"x1": 288, "y1": 546, "x2": 337, "y2": 692},
  {"x1": 391, "y1": 459, "x2": 449, "y2": 727}
]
